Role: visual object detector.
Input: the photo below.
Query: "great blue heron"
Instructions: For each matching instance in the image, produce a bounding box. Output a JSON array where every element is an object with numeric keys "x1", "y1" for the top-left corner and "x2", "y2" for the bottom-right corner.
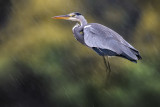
[{"x1": 52, "y1": 12, "x2": 142, "y2": 77}]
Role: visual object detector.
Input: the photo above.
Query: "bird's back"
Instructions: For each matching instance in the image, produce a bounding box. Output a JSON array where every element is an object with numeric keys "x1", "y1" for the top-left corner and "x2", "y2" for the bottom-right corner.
[
  {"x1": 87, "y1": 23, "x2": 137, "y2": 50},
  {"x1": 83, "y1": 23, "x2": 142, "y2": 62}
]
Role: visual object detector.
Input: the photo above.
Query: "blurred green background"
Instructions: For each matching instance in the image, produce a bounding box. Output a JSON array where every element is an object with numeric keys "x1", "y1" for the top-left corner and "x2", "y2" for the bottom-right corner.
[{"x1": 0, "y1": 0, "x2": 160, "y2": 107}]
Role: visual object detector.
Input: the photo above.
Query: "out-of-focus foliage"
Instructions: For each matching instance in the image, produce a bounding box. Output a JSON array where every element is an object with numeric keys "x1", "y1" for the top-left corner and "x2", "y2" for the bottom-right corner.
[{"x1": 0, "y1": 0, "x2": 160, "y2": 107}]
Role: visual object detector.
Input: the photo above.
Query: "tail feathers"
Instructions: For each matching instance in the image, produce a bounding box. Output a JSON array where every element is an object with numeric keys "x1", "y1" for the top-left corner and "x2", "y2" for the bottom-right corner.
[
  {"x1": 119, "y1": 48, "x2": 142, "y2": 63},
  {"x1": 136, "y1": 54, "x2": 142, "y2": 60},
  {"x1": 130, "y1": 48, "x2": 142, "y2": 60},
  {"x1": 118, "y1": 53, "x2": 137, "y2": 63}
]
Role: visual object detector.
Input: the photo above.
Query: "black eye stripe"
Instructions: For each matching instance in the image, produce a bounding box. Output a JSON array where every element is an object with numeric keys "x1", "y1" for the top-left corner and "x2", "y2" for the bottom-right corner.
[
  {"x1": 69, "y1": 12, "x2": 81, "y2": 17},
  {"x1": 74, "y1": 12, "x2": 81, "y2": 15}
]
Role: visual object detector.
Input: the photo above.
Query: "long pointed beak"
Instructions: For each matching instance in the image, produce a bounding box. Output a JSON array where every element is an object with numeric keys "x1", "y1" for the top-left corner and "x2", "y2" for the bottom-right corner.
[{"x1": 52, "y1": 15, "x2": 70, "y2": 20}]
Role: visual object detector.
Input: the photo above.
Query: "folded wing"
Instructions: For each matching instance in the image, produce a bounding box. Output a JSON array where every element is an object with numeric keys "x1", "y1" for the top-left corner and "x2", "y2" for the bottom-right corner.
[{"x1": 83, "y1": 23, "x2": 142, "y2": 62}]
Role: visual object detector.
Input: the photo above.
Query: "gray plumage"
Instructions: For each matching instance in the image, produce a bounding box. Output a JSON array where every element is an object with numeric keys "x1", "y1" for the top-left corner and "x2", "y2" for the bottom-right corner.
[
  {"x1": 53, "y1": 12, "x2": 142, "y2": 63},
  {"x1": 83, "y1": 23, "x2": 141, "y2": 63}
]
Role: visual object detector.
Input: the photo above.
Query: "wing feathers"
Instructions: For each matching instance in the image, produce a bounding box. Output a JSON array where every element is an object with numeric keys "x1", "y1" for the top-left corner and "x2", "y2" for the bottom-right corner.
[{"x1": 83, "y1": 23, "x2": 141, "y2": 62}]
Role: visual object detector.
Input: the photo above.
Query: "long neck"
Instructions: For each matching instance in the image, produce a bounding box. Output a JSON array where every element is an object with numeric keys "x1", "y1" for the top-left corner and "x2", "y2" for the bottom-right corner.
[
  {"x1": 79, "y1": 16, "x2": 87, "y2": 27},
  {"x1": 72, "y1": 16, "x2": 87, "y2": 45}
]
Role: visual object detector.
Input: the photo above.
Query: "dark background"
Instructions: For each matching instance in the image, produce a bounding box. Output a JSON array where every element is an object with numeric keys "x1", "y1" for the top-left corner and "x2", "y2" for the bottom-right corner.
[{"x1": 0, "y1": 0, "x2": 160, "y2": 107}]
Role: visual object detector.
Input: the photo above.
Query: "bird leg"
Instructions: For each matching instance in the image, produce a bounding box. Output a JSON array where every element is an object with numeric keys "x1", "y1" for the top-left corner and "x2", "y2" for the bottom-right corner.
[
  {"x1": 106, "y1": 56, "x2": 111, "y2": 79},
  {"x1": 102, "y1": 56, "x2": 108, "y2": 73},
  {"x1": 102, "y1": 56, "x2": 111, "y2": 80}
]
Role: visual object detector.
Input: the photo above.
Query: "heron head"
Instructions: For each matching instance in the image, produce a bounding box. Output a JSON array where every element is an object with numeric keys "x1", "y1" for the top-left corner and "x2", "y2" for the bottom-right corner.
[{"x1": 52, "y1": 12, "x2": 82, "y2": 22}]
